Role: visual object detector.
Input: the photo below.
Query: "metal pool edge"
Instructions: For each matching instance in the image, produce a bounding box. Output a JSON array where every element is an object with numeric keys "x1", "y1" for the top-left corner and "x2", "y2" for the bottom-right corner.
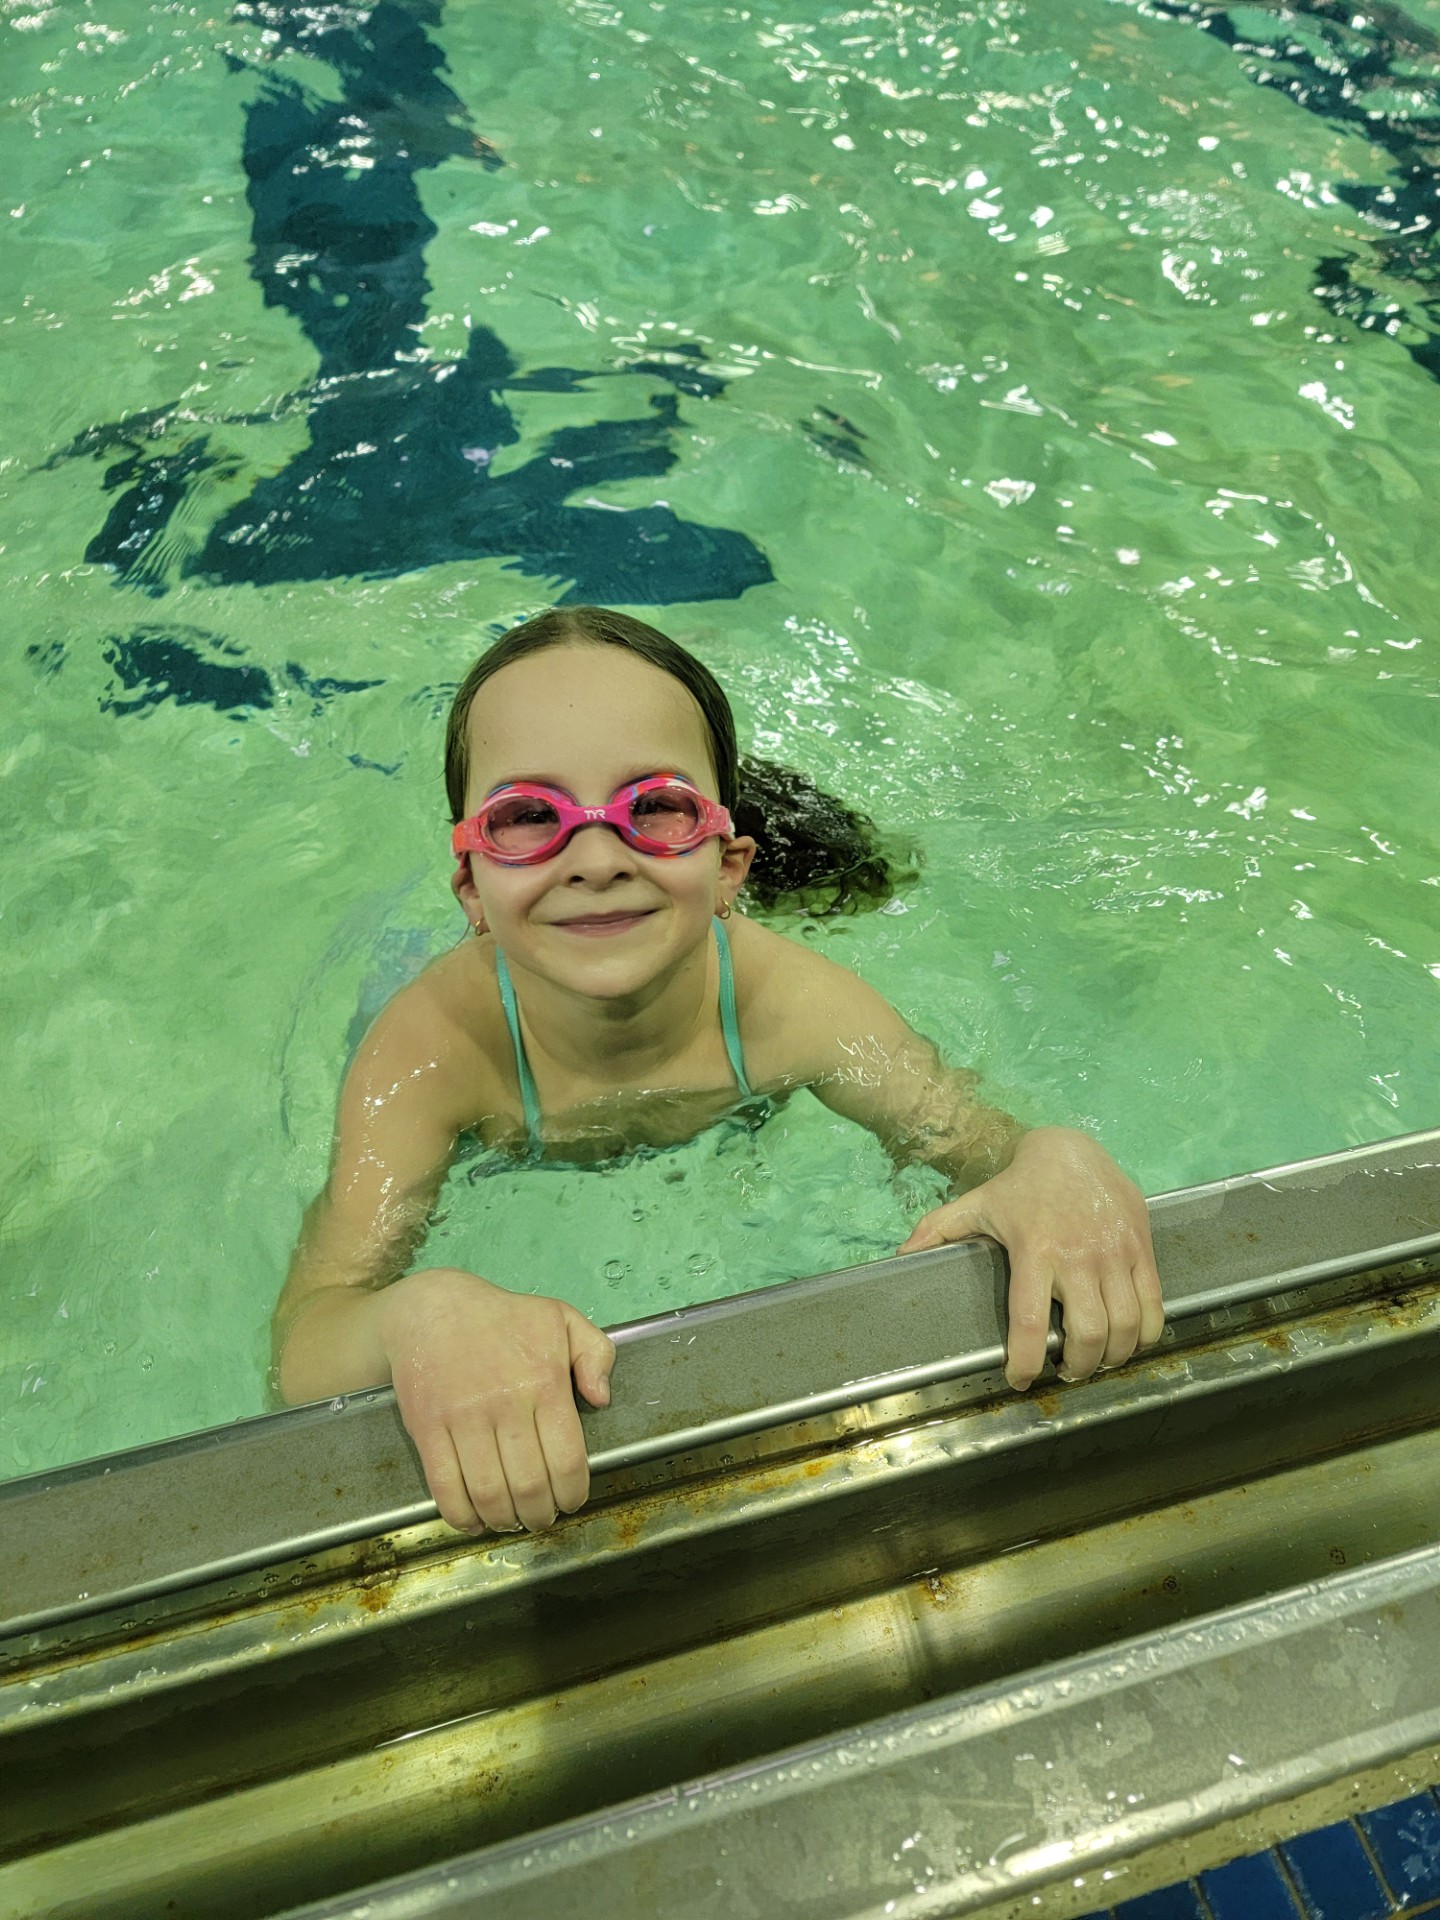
[
  {"x1": 2, "y1": 1127, "x2": 1438, "y2": 1639},
  {"x1": 270, "y1": 1542, "x2": 1440, "y2": 1920}
]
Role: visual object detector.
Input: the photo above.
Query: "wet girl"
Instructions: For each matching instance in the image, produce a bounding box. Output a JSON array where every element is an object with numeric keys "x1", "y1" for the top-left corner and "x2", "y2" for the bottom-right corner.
[{"x1": 274, "y1": 607, "x2": 1163, "y2": 1533}]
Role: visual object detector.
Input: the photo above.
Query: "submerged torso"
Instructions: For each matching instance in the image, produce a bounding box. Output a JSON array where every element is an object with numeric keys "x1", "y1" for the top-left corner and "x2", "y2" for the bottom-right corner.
[
  {"x1": 408, "y1": 914, "x2": 793, "y2": 1167},
  {"x1": 493, "y1": 916, "x2": 764, "y2": 1161}
]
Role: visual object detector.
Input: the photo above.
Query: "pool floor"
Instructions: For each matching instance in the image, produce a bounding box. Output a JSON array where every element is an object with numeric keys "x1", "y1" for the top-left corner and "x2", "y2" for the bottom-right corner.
[{"x1": 1083, "y1": 1790, "x2": 1440, "y2": 1920}]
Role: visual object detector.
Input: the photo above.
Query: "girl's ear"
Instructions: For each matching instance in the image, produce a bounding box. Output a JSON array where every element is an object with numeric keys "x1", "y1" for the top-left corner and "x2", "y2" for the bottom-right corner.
[
  {"x1": 718, "y1": 834, "x2": 756, "y2": 912},
  {"x1": 450, "y1": 858, "x2": 487, "y2": 935}
]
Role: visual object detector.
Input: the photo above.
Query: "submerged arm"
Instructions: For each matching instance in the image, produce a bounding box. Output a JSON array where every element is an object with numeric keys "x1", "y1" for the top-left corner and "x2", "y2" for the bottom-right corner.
[
  {"x1": 273, "y1": 983, "x2": 614, "y2": 1534},
  {"x1": 273, "y1": 996, "x2": 463, "y2": 1401},
  {"x1": 796, "y1": 953, "x2": 1163, "y2": 1389},
  {"x1": 813, "y1": 1026, "x2": 1026, "y2": 1186}
]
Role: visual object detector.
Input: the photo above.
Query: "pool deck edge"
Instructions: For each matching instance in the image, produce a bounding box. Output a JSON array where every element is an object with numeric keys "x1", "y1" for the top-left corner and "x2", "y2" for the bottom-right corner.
[{"x1": 3, "y1": 1126, "x2": 1438, "y2": 1639}]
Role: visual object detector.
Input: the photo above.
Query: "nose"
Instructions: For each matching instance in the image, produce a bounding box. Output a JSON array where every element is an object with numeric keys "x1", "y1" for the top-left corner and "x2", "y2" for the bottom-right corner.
[{"x1": 555, "y1": 819, "x2": 639, "y2": 881}]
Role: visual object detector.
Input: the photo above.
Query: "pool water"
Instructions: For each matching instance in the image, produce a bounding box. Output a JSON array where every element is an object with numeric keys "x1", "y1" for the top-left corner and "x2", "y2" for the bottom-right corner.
[{"x1": 2, "y1": 0, "x2": 1437, "y2": 1478}]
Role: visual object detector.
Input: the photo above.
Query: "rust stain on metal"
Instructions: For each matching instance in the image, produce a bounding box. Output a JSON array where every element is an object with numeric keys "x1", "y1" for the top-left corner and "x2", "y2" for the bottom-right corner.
[
  {"x1": 353, "y1": 1574, "x2": 400, "y2": 1616},
  {"x1": 583, "y1": 1437, "x2": 870, "y2": 1565},
  {"x1": 1367, "y1": 1287, "x2": 1440, "y2": 1330},
  {"x1": 604, "y1": 1501, "x2": 652, "y2": 1555}
]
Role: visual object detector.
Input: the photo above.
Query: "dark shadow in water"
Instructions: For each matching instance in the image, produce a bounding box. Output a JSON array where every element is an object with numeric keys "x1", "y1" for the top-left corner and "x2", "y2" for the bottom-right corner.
[
  {"x1": 801, "y1": 406, "x2": 870, "y2": 468},
  {"x1": 97, "y1": 624, "x2": 385, "y2": 718},
  {"x1": 100, "y1": 626, "x2": 278, "y2": 715},
  {"x1": 55, "y1": 0, "x2": 773, "y2": 617},
  {"x1": 1146, "y1": 0, "x2": 1440, "y2": 378}
]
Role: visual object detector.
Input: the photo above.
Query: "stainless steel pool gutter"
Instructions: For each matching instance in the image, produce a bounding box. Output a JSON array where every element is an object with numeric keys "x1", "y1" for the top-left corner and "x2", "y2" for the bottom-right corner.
[
  {"x1": 2, "y1": 1129, "x2": 1439, "y2": 1920},
  {"x1": 4, "y1": 1126, "x2": 1439, "y2": 1639},
  {"x1": 277, "y1": 1543, "x2": 1440, "y2": 1920}
]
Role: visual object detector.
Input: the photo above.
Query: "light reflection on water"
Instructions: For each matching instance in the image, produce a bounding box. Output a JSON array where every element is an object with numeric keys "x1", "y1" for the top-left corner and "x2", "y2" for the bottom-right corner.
[{"x1": 0, "y1": 0, "x2": 1436, "y2": 1474}]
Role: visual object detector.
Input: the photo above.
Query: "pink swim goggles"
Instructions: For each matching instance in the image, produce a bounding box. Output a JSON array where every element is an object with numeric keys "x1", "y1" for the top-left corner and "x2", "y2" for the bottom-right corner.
[{"x1": 452, "y1": 774, "x2": 735, "y2": 867}]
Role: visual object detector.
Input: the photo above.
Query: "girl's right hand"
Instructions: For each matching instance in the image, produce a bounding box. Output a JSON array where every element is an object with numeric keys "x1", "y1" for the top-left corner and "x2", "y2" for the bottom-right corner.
[{"x1": 374, "y1": 1268, "x2": 617, "y2": 1534}]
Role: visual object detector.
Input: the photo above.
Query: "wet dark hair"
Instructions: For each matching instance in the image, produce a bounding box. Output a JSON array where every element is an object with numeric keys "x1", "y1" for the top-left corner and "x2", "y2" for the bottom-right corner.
[{"x1": 443, "y1": 606, "x2": 914, "y2": 915}]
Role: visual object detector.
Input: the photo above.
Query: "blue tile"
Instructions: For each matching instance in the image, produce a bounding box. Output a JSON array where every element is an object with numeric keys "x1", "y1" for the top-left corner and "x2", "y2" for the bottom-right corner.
[
  {"x1": 1200, "y1": 1849, "x2": 1301, "y2": 1920},
  {"x1": 1282, "y1": 1821, "x2": 1390, "y2": 1920},
  {"x1": 1361, "y1": 1793, "x2": 1440, "y2": 1905},
  {"x1": 1115, "y1": 1881, "x2": 1210, "y2": 1920}
]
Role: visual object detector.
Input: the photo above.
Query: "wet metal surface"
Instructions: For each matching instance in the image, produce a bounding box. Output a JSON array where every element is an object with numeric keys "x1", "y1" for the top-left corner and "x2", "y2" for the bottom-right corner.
[
  {"x1": 2, "y1": 1254, "x2": 1439, "y2": 1918},
  {"x1": 274, "y1": 1550, "x2": 1440, "y2": 1920},
  {"x1": 3, "y1": 1127, "x2": 1438, "y2": 1638}
]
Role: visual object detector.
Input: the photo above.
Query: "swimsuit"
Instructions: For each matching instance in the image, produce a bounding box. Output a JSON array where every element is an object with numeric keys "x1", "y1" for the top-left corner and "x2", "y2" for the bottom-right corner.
[{"x1": 493, "y1": 916, "x2": 756, "y2": 1160}]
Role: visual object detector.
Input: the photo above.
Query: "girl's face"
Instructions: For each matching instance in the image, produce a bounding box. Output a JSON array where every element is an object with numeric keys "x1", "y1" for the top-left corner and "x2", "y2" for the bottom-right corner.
[{"x1": 452, "y1": 644, "x2": 754, "y2": 1000}]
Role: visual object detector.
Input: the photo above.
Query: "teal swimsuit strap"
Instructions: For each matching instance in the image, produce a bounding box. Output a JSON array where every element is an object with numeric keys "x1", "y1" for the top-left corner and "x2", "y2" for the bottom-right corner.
[
  {"x1": 713, "y1": 914, "x2": 754, "y2": 1100},
  {"x1": 494, "y1": 916, "x2": 752, "y2": 1157},
  {"x1": 493, "y1": 945, "x2": 543, "y2": 1154}
]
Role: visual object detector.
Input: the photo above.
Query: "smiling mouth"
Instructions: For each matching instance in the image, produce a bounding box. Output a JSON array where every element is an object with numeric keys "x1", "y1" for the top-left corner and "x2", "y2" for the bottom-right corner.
[{"x1": 553, "y1": 909, "x2": 655, "y2": 934}]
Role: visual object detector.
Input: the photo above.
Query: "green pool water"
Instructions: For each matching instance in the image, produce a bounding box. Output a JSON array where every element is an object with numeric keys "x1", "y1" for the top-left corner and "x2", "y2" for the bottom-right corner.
[{"x1": 2, "y1": 0, "x2": 1437, "y2": 1480}]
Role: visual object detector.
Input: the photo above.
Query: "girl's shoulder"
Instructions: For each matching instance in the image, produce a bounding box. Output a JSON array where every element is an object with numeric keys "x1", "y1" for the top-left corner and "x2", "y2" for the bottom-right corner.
[
  {"x1": 366, "y1": 935, "x2": 490, "y2": 1039},
  {"x1": 727, "y1": 916, "x2": 916, "y2": 1088},
  {"x1": 347, "y1": 937, "x2": 511, "y2": 1124}
]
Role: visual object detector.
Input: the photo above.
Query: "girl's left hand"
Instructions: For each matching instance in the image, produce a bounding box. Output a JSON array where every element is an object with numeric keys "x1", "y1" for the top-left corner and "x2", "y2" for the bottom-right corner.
[{"x1": 897, "y1": 1127, "x2": 1164, "y2": 1391}]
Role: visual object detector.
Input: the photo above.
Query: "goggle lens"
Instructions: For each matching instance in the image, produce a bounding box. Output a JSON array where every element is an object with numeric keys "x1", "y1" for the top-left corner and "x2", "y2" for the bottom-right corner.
[
  {"x1": 628, "y1": 784, "x2": 705, "y2": 843},
  {"x1": 484, "y1": 793, "x2": 566, "y2": 856}
]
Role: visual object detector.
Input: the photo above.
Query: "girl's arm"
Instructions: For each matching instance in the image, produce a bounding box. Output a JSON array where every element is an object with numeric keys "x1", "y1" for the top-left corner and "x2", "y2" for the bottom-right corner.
[
  {"x1": 273, "y1": 985, "x2": 615, "y2": 1534},
  {"x1": 273, "y1": 987, "x2": 470, "y2": 1393},
  {"x1": 779, "y1": 948, "x2": 1163, "y2": 1390}
]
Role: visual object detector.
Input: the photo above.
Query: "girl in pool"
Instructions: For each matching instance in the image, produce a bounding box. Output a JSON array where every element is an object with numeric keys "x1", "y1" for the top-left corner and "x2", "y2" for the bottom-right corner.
[{"x1": 274, "y1": 606, "x2": 1163, "y2": 1534}]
